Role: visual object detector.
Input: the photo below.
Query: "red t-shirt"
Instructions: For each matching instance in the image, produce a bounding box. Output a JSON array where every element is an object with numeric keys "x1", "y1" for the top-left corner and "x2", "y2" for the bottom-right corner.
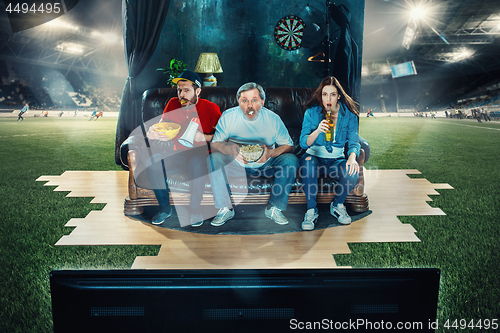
[{"x1": 161, "y1": 97, "x2": 221, "y2": 150}]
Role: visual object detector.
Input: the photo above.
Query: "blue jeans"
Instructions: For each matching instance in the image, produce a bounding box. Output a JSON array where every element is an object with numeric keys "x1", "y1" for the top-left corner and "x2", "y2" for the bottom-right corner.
[
  {"x1": 299, "y1": 153, "x2": 359, "y2": 211},
  {"x1": 138, "y1": 147, "x2": 209, "y2": 210},
  {"x1": 207, "y1": 152, "x2": 299, "y2": 211}
]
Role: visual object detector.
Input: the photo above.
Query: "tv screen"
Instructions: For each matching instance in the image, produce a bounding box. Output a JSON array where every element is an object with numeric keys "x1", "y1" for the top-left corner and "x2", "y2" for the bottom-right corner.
[
  {"x1": 391, "y1": 61, "x2": 418, "y2": 78},
  {"x1": 50, "y1": 268, "x2": 440, "y2": 332}
]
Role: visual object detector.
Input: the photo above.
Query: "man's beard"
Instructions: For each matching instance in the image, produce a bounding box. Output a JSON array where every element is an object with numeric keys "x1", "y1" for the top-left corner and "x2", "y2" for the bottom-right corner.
[
  {"x1": 244, "y1": 107, "x2": 260, "y2": 120},
  {"x1": 180, "y1": 95, "x2": 198, "y2": 108}
]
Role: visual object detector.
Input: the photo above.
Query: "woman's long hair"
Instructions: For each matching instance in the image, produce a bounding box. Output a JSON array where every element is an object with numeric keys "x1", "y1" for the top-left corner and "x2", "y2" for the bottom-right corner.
[{"x1": 305, "y1": 76, "x2": 359, "y2": 116}]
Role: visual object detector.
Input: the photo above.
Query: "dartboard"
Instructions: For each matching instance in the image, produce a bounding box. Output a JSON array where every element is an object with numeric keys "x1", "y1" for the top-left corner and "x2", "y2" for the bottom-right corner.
[{"x1": 274, "y1": 15, "x2": 305, "y2": 51}]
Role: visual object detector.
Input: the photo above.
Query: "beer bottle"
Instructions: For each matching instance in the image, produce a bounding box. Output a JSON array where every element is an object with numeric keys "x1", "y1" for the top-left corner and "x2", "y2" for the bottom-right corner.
[{"x1": 325, "y1": 107, "x2": 333, "y2": 141}]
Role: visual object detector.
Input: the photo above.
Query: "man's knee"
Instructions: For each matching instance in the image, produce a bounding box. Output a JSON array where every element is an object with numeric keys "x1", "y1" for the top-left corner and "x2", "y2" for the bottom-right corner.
[
  {"x1": 207, "y1": 152, "x2": 225, "y2": 170},
  {"x1": 189, "y1": 154, "x2": 209, "y2": 173},
  {"x1": 280, "y1": 153, "x2": 299, "y2": 170}
]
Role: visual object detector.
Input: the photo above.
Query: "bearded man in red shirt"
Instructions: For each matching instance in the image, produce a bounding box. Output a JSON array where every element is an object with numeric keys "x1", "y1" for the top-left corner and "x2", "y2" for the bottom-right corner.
[{"x1": 144, "y1": 70, "x2": 221, "y2": 227}]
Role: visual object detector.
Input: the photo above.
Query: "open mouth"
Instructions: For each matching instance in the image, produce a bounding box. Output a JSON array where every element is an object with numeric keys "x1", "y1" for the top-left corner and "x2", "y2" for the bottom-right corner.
[
  {"x1": 248, "y1": 110, "x2": 255, "y2": 115},
  {"x1": 180, "y1": 99, "x2": 188, "y2": 105}
]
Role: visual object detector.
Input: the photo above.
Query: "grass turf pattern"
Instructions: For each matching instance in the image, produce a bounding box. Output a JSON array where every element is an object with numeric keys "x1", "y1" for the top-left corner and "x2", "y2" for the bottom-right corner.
[
  {"x1": 0, "y1": 118, "x2": 159, "y2": 332},
  {"x1": 0, "y1": 116, "x2": 499, "y2": 332}
]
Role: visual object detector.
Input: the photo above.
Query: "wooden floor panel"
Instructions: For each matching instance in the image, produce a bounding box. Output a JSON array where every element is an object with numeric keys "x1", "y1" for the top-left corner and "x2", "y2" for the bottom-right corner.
[{"x1": 36, "y1": 168, "x2": 453, "y2": 269}]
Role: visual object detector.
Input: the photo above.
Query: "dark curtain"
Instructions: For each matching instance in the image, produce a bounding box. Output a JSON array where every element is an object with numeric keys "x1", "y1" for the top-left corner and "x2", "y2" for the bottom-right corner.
[
  {"x1": 115, "y1": 0, "x2": 170, "y2": 167},
  {"x1": 331, "y1": 4, "x2": 360, "y2": 103}
]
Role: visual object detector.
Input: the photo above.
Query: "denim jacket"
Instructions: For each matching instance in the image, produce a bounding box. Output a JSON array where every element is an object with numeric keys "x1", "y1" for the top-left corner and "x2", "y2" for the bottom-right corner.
[{"x1": 299, "y1": 102, "x2": 360, "y2": 157}]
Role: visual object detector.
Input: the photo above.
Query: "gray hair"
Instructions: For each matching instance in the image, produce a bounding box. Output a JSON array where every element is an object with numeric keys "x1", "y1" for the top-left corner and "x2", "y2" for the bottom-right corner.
[{"x1": 236, "y1": 82, "x2": 265, "y2": 101}]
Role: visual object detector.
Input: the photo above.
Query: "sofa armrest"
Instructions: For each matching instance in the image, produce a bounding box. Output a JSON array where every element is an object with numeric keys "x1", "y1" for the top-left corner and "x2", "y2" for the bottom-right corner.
[
  {"x1": 356, "y1": 148, "x2": 365, "y2": 166},
  {"x1": 359, "y1": 136, "x2": 370, "y2": 163},
  {"x1": 351, "y1": 148, "x2": 366, "y2": 196},
  {"x1": 119, "y1": 134, "x2": 145, "y2": 170}
]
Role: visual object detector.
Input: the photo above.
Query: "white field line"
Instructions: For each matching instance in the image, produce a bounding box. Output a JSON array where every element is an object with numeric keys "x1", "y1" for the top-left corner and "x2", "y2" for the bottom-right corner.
[
  {"x1": 0, "y1": 130, "x2": 110, "y2": 139},
  {"x1": 433, "y1": 120, "x2": 500, "y2": 131}
]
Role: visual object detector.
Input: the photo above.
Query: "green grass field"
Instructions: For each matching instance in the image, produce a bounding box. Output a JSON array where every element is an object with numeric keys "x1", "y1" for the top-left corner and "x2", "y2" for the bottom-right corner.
[{"x1": 0, "y1": 116, "x2": 499, "y2": 332}]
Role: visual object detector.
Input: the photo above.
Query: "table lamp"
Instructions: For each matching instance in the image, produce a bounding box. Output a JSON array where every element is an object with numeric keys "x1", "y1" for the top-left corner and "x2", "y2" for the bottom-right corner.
[{"x1": 194, "y1": 52, "x2": 223, "y2": 86}]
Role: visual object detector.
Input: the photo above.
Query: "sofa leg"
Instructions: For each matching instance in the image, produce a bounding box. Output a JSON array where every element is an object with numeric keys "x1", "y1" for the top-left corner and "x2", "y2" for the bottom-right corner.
[
  {"x1": 124, "y1": 196, "x2": 144, "y2": 216},
  {"x1": 352, "y1": 181, "x2": 365, "y2": 197},
  {"x1": 127, "y1": 150, "x2": 138, "y2": 200},
  {"x1": 344, "y1": 194, "x2": 369, "y2": 213}
]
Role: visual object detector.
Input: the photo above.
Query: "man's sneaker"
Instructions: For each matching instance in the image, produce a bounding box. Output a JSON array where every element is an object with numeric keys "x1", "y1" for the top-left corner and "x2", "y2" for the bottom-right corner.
[
  {"x1": 211, "y1": 207, "x2": 235, "y2": 227},
  {"x1": 152, "y1": 206, "x2": 172, "y2": 225},
  {"x1": 190, "y1": 213, "x2": 204, "y2": 227},
  {"x1": 330, "y1": 203, "x2": 351, "y2": 225},
  {"x1": 301, "y1": 208, "x2": 319, "y2": 231},
  {"x1": 265, "y1": 205, "x2": 289, "y2": 225}
]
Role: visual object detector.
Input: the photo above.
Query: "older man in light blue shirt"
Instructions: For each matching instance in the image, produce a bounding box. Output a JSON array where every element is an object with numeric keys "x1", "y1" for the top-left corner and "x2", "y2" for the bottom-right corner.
[{"x1": 207, "y1": 82, "x2": 299, "y2": 227}]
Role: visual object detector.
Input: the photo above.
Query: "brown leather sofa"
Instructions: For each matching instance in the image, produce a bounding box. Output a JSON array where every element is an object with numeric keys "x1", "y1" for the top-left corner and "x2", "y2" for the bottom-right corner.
[{"x1": 119, "y1": 87, "x2": 369, "y2": 215}]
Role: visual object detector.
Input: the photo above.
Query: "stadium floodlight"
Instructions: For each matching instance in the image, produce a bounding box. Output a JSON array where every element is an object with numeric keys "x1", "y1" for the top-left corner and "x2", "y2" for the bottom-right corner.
[
  {"x1": 403, "y1": 22, "x2": 417, "y2": 49},
  {"x1": 55, "y1": 42, "x2": 85, "y2": 55},
  {"x1": 44, "y1": 19, "x2": 79, "y2": 33},
  {"x1": 402, "y1": 2, "x2": 433, "y2": 49},
  {"x1": 91, "y1": 31, "x2": 120, "y2": 44},
  {"x1": 410, "y1": 6, "x2": 428, "y2": 20},
  {"x1": 361, "y1": 65, "x2": 369, "y2": 77},
  {"x1": 101, "y1": 32, "x2": 119, "y2": 44},
  {"x1": 450, "y1": 48, "x2": 474, "y2": 62}
]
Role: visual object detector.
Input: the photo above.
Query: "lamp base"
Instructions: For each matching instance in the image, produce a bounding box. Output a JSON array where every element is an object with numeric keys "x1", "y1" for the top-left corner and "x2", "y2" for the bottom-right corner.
[{"x1": 203, "y1": 73, "x2": 217, "y2": 87}]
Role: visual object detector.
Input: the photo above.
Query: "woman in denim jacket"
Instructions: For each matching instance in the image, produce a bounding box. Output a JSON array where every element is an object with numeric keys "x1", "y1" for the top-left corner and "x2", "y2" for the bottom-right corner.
[{"x1": 299, "y1": 76, "x2": 360, "y2": 230}]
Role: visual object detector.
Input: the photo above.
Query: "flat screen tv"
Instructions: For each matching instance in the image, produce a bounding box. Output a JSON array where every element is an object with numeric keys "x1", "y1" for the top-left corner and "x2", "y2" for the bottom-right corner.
[{"x1": 50, "y1": 268, "x2": 440, "y2": 332}]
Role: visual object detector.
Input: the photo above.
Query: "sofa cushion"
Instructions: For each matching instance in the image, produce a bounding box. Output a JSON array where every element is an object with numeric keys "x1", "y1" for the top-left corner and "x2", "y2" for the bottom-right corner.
[{"x1": 142, "y1": 168, "x2": 348, "y2": 196}]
